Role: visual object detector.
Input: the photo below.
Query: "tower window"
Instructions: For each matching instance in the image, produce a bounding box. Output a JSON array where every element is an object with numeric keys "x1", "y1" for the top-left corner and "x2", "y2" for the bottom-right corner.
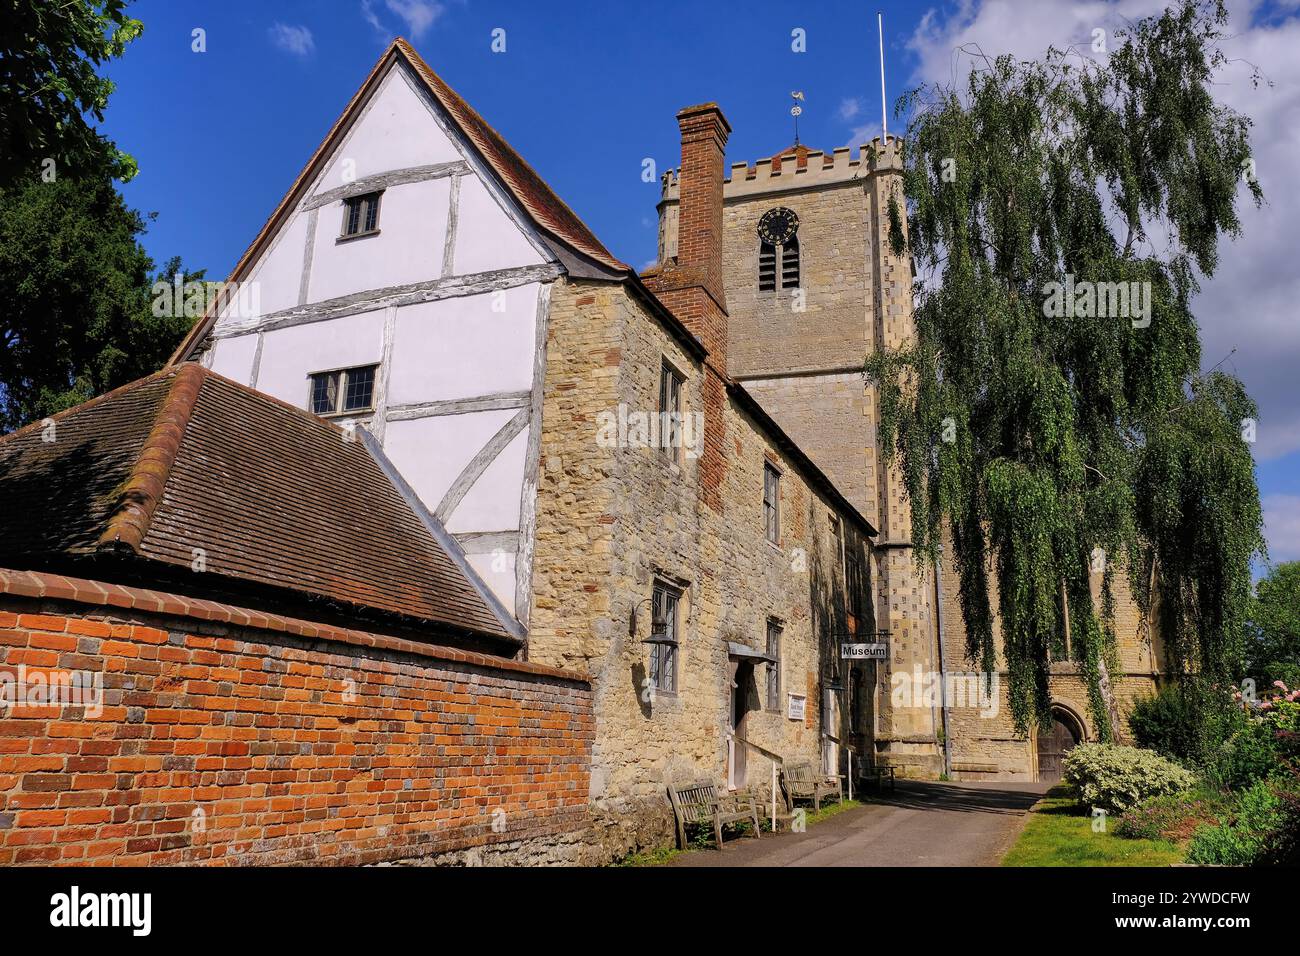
[
  {"x1": 781, "y1": 235, "x2": 800, "y2": 289},
  {"x1": 759, "y1": 241, "x2": 777, "y2": 291},
  {"x1": 756, "y1": 206, "x2": 800, "y2": 292}
]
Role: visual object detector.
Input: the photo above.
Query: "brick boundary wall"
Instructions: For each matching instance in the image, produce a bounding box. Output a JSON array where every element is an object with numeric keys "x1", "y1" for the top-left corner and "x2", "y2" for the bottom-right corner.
[{"x1": 0, "y1": 570, "x2": 593, "y2": 866}]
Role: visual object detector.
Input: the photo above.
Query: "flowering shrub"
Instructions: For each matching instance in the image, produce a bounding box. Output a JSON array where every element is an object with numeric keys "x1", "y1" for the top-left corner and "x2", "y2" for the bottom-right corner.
[
  {"x1": 1114, "y1": 790, "x2": 1229, "y2": 841},
  {"x1": 1213, "y1": 682, "x2": 1300, "y2": 788},
  {"x1": 1186, "y1": 779, "x2": 1288, "y2": 865},
  {"x1": 1062, "y1": 743, "x2": 1195, "y2": 814}
]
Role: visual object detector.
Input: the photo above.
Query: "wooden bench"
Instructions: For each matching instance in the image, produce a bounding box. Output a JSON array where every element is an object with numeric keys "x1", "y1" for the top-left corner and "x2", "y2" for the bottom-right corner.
[
  {"x1": 781, "y1": 761, "x2": 843, "y2": 812},
  {"x1": 859, "y1": 765, "x2": 897, "y2": 793},
  {"x1": 667, "y1": 781, "x2": 762, "y2": 850}
]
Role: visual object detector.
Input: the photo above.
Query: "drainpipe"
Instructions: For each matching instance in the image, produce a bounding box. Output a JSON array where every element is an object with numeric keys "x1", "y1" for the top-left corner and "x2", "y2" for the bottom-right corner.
[{"x1": 934, "y1": 550, "x2": 952, "y2": 778}]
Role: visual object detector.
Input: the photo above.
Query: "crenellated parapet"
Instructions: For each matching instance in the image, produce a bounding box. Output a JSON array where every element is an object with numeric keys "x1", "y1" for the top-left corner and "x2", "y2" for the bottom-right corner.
[{"x1": 658, "y1": 135, "x2": 904, "y2": 206}]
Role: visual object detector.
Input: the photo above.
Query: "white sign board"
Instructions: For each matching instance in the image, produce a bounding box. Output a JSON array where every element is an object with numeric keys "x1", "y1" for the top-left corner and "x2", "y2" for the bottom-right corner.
[
  {"x1": 841, "y1": 643, "x2": 888, "y2": 660},
  {"x1": 787, "y1": 693, "x2": 806, "y2": 722}
]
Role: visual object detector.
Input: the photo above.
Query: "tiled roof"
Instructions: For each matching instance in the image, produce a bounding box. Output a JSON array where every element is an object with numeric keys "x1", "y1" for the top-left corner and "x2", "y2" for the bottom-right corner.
[
  {"x1": 395, "y1": 39, "x2": 628, "y2": 274},
  {"x1": 0, "y1": 366, "x2": 515, "y2": 641}
]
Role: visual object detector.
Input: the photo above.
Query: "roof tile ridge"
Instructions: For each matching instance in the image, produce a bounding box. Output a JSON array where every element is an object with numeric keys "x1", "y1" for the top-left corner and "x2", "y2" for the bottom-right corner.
[
  {"x1": 392, "y1": 38, "x2": 630, "y2": 274},
  {"x1": 96, "y1": 363, "x2": 207, "y2": 552},
  {"x1": 0, "y1": 365, "x2": 178, "y2": 448}
]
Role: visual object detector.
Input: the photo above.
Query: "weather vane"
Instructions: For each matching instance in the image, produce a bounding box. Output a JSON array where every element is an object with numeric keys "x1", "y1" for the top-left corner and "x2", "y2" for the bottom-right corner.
[{"x1": 790, "y1": 91, "x2": 804, "y2": 146}]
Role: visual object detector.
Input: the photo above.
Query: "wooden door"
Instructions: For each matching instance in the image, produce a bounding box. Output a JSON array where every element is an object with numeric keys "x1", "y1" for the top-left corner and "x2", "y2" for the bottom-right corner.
[{"x1": 1036, "y1": 713, "x2": 1080, "y2": 783}]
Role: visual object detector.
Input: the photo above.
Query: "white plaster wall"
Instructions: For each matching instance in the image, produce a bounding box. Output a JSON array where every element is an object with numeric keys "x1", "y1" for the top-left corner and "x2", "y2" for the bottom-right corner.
[
  {"x1": 465, "y1": 551, "x2": 516, "y2": 609},
  {"x1": 254, "y1": 309, "x2": 386, "y2": 407},
  {"x1": 312, "y1": 67, "x2": 462, "y2": 188},
  {"x1": 200, "y1": 57, "x2": 560, "y2": 626},
  {"x1": 386, "y1": 284, "x2": 538, "y2": 405},
  {"x1": 214, "y1": 211, "x2": 309, "y2": 334},
  {"x1": 382, "y1": 409, "x2": 518, "y2": 517},
  {"x1": 453, "y1": 175, "x2": 546, "y2": 275},
  {"x1": 308, "y1": 178, "x2": 450, "y2": 303},
  {"x1": 445, "y1": 427, "x2": 528, "y2": 534},
  {"x1": 207, "y1": 333, "x2": 259, "y2": 386}
]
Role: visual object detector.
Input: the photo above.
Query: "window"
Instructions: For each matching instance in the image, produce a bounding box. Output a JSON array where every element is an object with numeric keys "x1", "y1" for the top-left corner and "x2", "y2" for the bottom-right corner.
[
  {"x1": 850, "y1": 668, "x2": 864, "y2": 734},
  {"x1": 763, "y1": 462, "x2": 780, "y2": 545},
  {"x1": 757, "y1": 239, "x2": 799, "y2": 291},
  {"x1": 758, "y1": 241, "x2": 777, "y2": 291},
  {"x1": 765, "y1": 620, "x2": 782, "y2": 711},
  {"x1": 341, "y1": 191, "x2": 382, "y2": 239},
  {"x1": 309, "y1": 365, "x2": 377, "y2": 416},
  {"x1": 1051, "y1": 580, "x2": 1074, "y2": 662},
  {"x1": 649, "y1": 582, "x2": 680, "y2": 694},
  {"x1": 780, "y1": 234, "x2": 800, "y2": 289},
  {"x1": 658, "y1": 360, "x2": 683, "y2": 461},
  {"x1": 757, "y1": 206, "x2": 799, "y2": 291},
  {"x1": 846, "y1": 545, "x2": 866, "y2": 632}
]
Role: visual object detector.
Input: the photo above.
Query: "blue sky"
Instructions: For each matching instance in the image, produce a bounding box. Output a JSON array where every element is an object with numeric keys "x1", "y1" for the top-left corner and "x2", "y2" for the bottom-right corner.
[{"x1": 100, "y1": 0, "x2": 1300, "y2": 569}]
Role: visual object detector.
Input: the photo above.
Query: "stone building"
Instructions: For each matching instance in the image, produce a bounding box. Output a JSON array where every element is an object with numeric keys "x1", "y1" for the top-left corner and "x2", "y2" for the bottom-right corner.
[
  {"x1": 0, "y1": 36, "x2": 1167, "y2": 866},
  {"x1": 159, "y1": 40, "x2": 877, "y2": 861},
  {"x1": 655, "y1": 136, "x2": 1165, "y2": 783}
]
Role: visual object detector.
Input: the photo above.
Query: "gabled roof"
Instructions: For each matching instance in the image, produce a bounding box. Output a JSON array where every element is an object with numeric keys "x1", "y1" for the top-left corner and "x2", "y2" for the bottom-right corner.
[
  {"x1": 169, "y1": 38, "x2": 627, "y2": 364},
  {"x1": 0, "y1": 365, "x2": 517, "y2": 642},
  {"x1": 161, "y1": 39, "x2": 877, "y2": 540},
  {"x1": 393, "y1": 39, "x2": 628, "y2": 274}
]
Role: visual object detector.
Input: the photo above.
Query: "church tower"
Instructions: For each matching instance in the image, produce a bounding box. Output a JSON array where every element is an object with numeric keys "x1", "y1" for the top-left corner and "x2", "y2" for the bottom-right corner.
[{"x1": 655, "y1": 137, "x2": 947, "y2": 778}]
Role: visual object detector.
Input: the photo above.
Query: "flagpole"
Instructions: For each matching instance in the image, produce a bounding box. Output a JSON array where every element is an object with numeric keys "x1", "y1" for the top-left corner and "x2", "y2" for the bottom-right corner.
[{"x1": 878, "y1": 12, "x2": 887, "y2": 140}]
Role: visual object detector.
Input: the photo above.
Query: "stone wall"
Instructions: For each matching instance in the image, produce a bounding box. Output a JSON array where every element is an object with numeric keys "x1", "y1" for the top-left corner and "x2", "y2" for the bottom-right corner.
[
  {"x1": 661, "y1": 139, "x2": 944, "y2": 778},
  {"x1": 934, "y1": 543, "x2": 1162, "y2": 780},
  {"x1": 528, "y1": 276, "x2": 871, "y2": 861},
  {"x1": 0, "y1": 573, "x2": 592, "y2": 866}
]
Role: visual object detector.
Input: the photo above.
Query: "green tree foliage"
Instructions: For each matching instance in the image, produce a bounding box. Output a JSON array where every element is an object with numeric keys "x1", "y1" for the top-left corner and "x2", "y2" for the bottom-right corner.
[
  {"x1": 1248, "y1": 562, "x2": 1300, "y2": 688},
  {"x1": 0, "y1": 0, "x2": 143, "y2": 185},
  {"x1": 867, "y1": 1, "x2": 1264, "y2": 738},
  {"x1": 0, "y1": 177, "x2": 198, "y2": 430}
]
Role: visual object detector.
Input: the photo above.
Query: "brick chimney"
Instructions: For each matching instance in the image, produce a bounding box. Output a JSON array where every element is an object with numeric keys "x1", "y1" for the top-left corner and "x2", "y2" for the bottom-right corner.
[{"x1": 649, "y1": 103, "x2": 731, "y2": 372}]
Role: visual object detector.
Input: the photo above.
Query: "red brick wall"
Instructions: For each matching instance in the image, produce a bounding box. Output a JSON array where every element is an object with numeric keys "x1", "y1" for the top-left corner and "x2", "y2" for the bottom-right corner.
[{"x1": 0, "y1": 586, "x2": 592, "y2": 866}]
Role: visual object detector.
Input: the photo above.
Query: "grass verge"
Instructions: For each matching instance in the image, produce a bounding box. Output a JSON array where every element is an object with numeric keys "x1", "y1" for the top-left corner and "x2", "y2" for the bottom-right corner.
[{"x1": 1000, "y1": 785, "x2": 1185, "y2": 867}]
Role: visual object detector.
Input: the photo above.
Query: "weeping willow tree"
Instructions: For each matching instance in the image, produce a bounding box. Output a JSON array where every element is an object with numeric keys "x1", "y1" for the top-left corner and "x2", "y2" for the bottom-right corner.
[{"x1": 867, "y1": 0, "x2": 1265, "y2": 746}]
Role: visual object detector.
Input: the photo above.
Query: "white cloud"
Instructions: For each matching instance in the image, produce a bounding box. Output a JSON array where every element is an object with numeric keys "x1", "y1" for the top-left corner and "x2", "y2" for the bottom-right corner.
[
  {"x1": 904, "y1": 0, "x2": 1300, "y2": 461},
  {"x1": 1263, "y1": 494, "x2": 1300, "y2": 563},
  {"x1": 361, "y1": 0, "x2": 385, "y2": 35},
  {"x1": 363, "y1": 0, "x2": 446, "y2": 40},
  {"x1": 846, "y1": 120, "x2": 883, "y2": 148},
  {"x1": 268, "y1": 23, "x2": 314, "y2": 57},
  {"x1": 838, "y1": 97, "x2": 862, "y2": 121}
]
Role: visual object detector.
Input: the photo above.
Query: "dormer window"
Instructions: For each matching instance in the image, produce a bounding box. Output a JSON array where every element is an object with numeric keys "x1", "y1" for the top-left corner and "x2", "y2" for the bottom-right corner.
[
  {"x1": 757, "y1": 207, "x2": 800, "y2": 291},
  {"x1": 340, "y1": 191, "x2": 382, "y2": 240}
]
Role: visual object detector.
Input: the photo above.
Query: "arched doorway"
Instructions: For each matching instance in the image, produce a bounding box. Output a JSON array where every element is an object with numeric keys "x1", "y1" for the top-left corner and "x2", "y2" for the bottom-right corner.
[{"x1": 1036, "y1": 707, "x2": 1083, "y2": 783}]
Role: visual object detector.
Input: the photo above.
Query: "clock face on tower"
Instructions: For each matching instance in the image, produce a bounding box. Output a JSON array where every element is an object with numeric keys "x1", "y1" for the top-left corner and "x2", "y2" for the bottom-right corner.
[{"x1": 757, "y1": 206, "x2": 799, "y2": 245}]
